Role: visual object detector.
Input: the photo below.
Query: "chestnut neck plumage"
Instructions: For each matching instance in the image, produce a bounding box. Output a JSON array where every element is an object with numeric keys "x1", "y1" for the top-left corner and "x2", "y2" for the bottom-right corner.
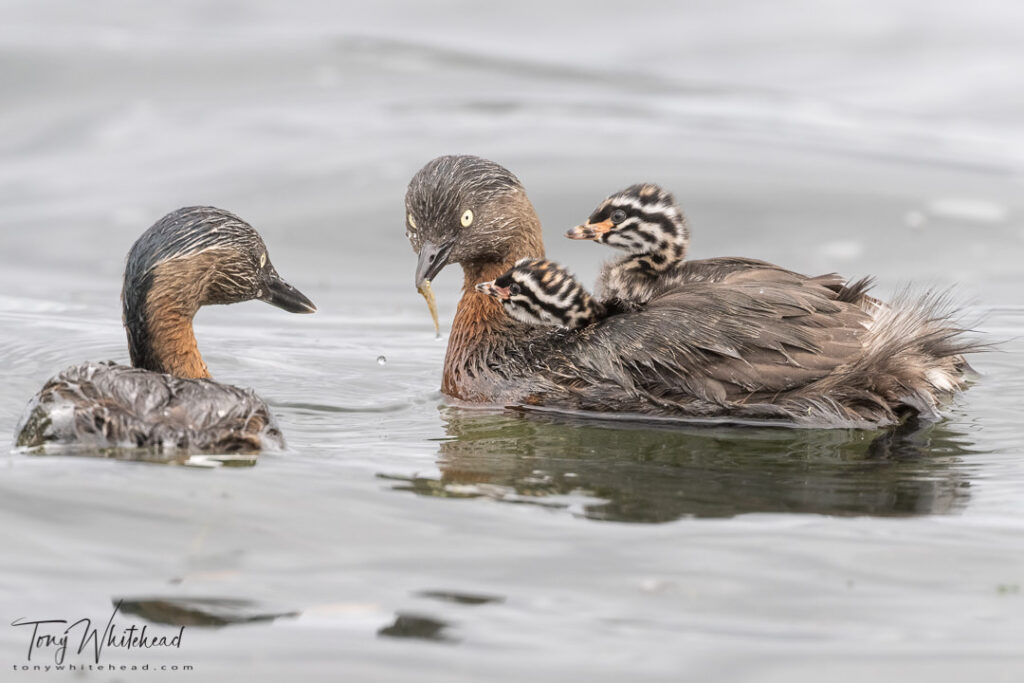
[
  {"x1": 442, "y1": 199, "x2": 546, "y2": 400},
  {"x1": 143, "y1": 303, "x2": 209, "y2": 380},
  {"x1": 126, "y1": 255, "x2": 214, "y2": 380}
]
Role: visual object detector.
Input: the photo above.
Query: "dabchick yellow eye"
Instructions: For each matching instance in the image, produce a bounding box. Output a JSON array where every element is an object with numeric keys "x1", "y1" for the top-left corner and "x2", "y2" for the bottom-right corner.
[
  {"x1": 408, "y1": 213, "x2": 417, "y2": 230},
  {"x1": 461, "y1": 209, "x2": 474, "y2": 227}
]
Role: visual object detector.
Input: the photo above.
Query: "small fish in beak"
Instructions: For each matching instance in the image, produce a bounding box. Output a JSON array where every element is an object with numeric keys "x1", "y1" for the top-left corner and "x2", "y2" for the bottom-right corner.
[
  {"x1": 415, "y1": 240, "x2": 454, "y2": 337},
  {"x1": 417, "y1": 280, "x2": 440, "y2": 337}
]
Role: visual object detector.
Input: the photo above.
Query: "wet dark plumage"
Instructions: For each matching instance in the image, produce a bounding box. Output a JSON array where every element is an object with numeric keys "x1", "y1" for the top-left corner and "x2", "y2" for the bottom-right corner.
[
  {"x1": 16, "y1": 362, "x2": 283, "y2": 453},
  {"x1": 405, "y1": 155, "x2": 978, "y2": 428}
]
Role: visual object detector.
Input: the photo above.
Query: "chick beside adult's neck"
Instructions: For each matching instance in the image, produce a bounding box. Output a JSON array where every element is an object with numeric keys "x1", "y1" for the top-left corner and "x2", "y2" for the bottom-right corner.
[
  {"x1": 476, "y1": 257, "x2": 608, "y2": 330},
  {"x1": 444, "y1": 191, "x2": 546, "y2": 398}
]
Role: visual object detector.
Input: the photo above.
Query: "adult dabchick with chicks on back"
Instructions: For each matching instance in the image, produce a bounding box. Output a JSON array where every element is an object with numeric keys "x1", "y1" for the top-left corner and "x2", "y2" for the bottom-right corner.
[
  {"x1": 405, "y1": 154, "x2": 978, "y2": 428},
  {"x1": 15, "y1": 207, "x2": 316, "y2": 453}
]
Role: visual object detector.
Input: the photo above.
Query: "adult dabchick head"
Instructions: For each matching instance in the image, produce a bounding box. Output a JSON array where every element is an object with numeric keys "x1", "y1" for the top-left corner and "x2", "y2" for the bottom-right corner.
[
  {"x1": 122, "y1": 206, "x2": 316, "y2": 379},
  {"x1": 405, "y1": 154, "x2": 544, "y2": 288}
]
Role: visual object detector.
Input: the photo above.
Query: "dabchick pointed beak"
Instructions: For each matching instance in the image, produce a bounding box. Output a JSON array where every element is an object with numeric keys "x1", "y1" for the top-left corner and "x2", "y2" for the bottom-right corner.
[
  {"x1": 565, "y1": 219, "x2": 614, "y2": 241},
  {"x1": 260, "y1": 271, "x2": 317, "y2": 314},
  {"x1": 415, "y1": 240, "x2": 454, "y2": 289},
  {"x1": 475, "y1": 281, "x2": 511, "y2": 300}
]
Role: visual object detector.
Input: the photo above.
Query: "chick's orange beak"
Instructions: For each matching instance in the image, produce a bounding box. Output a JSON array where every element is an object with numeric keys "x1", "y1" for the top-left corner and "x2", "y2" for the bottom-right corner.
[
  {"x1": 475, "y1": 281, "x2": 511, "y2": 300},
  {"x1": 565, "y1": 218, "x2": 613, "y2": 241}
]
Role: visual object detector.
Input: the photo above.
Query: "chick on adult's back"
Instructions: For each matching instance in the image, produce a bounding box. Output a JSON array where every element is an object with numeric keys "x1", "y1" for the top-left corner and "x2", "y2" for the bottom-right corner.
[{"x1": 15, "y1": 207, "x2": 316, "y2": 454}]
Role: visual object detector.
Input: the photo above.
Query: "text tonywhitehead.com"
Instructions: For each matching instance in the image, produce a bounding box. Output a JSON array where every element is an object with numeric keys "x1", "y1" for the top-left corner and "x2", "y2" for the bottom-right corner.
[{"x1": 11, "y1": 663, "x2": 194, "y2": 672}]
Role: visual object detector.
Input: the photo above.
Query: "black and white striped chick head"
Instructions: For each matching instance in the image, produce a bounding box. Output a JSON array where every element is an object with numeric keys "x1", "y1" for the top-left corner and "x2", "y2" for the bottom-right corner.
[
  {"x1": 475, "y1": 258, "x2": 603, "y2": 330},
  {"x1": 566, "y1": 183, "x2": 689, "y2": 261}
]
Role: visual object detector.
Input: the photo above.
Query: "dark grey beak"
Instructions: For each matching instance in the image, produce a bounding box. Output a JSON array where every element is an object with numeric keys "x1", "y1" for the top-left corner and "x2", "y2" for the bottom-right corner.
[
  {"x1": 260, "y1": 271, "x2": 317, "y2": 314},
  {"x1": 415, "y1": 240, "x2": 454, "y2": 289}
]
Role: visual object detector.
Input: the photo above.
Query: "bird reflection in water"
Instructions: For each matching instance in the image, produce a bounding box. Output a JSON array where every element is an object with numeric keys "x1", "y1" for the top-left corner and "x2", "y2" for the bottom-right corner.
[{"x1": 382, "y1": 409, "x2": 979, "y2": 523}]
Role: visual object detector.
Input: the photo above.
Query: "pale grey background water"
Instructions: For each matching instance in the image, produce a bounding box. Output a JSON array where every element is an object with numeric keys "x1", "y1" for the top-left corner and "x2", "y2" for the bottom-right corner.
[{"x1": 1, "y1": 1, "x2": 1023, "y2": 681}]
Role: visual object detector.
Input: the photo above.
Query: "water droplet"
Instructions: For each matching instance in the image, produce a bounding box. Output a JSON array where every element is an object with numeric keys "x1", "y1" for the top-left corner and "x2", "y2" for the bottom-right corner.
[
  {"x1": 904, "y1": 209, "x2": 927, "y2": 230},
  {"x1": 377, "y1": 355, "x2": 387, "y2": 366}
]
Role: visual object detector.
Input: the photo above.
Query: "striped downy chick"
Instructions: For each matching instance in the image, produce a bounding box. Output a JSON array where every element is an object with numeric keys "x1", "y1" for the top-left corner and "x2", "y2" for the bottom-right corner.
[
  {"x1": 567, "y1": 183, "x2": 689, "y2": 307},
  {"x1": 476, "y1": 258, "x2": 605, "y2": 330}
]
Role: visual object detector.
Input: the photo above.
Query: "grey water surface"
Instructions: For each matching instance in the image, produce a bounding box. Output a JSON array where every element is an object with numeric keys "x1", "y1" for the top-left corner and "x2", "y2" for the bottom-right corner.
[{"x1": 2, "y1": 1, "x2": 1024, "y2": 681}]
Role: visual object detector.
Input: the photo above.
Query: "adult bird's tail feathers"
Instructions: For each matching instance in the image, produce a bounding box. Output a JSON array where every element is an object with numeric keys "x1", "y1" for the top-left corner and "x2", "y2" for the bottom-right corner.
[
  {"x1": 809, "y1": 286, "x2": 984, "y2": 422},
  {"x1": 835, "y1": 275, "x2": 876, "y2": 305}
]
